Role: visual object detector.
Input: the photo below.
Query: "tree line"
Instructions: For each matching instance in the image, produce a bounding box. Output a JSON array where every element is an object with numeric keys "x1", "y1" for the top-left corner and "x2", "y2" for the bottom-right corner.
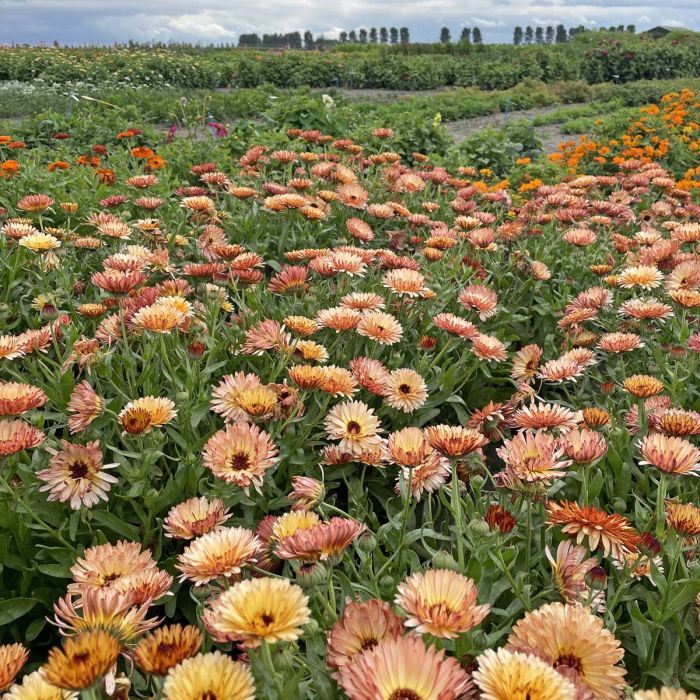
[{"x1": 513, "y1": 24, "x2": 636, "y2": 44}]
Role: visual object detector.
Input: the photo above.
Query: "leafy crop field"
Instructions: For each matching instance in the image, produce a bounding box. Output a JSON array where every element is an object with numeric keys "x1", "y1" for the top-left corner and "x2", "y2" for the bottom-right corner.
[{"x1": 0, "y1": 47, "x2": 700, "y2": 699}]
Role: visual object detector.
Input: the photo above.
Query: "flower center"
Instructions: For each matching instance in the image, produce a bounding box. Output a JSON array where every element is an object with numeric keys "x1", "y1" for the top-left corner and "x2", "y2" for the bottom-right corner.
[
  {"x1": 389, "y1": 690, "x2": 422, "y2": 700},
  {"x1": 69, "y1": 459, "x2": 91, "y2": 479},
  {"x1": 346, "y1": 421, "x2": 362, "y2": 436},
  {"x1": 199, "y1": 693, "x2": 218, "y2": 700},
  {"x1": 227, "y1": 452, "x2": 251, "y2": 471},
  {"x1": 398, "y1": 384, "x2": 411, "y2": 394},
  {"x1": 555, "y1": 653, "x2": 583, "y2": 674},
  {"x1": 360, "y1": 636, "x2": 378, "y2": 650}
]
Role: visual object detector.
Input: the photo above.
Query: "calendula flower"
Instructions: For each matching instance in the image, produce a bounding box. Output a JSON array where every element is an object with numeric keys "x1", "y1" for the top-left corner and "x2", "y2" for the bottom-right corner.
[
  {"x1": 203, "y1": 423, "x2": 279, "y2": 493},
  {"x1": 162, "y1": 652, "x2": 255, "y2": 700},
  {"x1": 624, "y1": 374, "x2": 665, "y2": 398},
  {"x1": 317, "y1": 307, "x2": 362, "y2": 332},
  {"x1": 327, "y1": 598, "x2": 404, "y2": 674},
  {"x1": 131, "y1": 302, "x2": 187, "y2": 333},
  {"x1": 473, "y1": 648, "x2": 576, "y2": 700},
  {"x1": 382, "y1": 368, "x2": 428, "y2": 412},
  {"x1": 0, "y1": 644, "x2": 29, "y2": 692},
  {"x1": 0, "y1": 335, "x2": 25, "y2": 361},
  {"x1": 356, "y1": 311, "x2": 403, "y2": 345},
  {"x1": 118, "y1": 396, "x2": 176, "y2": 434},
  {"x1": 324, "y1": 401, "x2": 383, "y2": 455},
  {"x1": 638, "y1": 433, "x2": 700, "y2": 476},
  {"x1": 547, "y1": 501, "x2": 641, "y2": 557},
  {"x1": 459, "y1": 284, "x2": 498, "y2": 320},
  {"x1": 664, "y1": 500, "x2": 700, "y2": 536},
  {"x1": 0, "y1": 381, "x2": 48, "y2": 416},
  {"x1": 635, "y1": 689, "x2": 698, "y2": 699},
  {"x1": 42, "y1": 630, "x2": 120, "y2": 690},
  {"x1": 582, "y1": 407, "x2": 611, "y2": 429},
  {"x1": 472, "y1": 334, "x2": 508, "y2": 362},
  {"x1": 340, "y1": 292, "x2": 384, "y2": 311},
  {"x1": 133, "y1": 624, "x2": 203, "y2": 676},
  {"x1": 537, "y1": 358, "x2": 583, "y2": 383},
  {"x1": 3, "y1": 671, "x2": 76, "y2": 700},
  {"x1": 210, "y1": 372, "x2": 262, "y2": 422},
  {"x1": 395, "y1": 569, "x2": 489, "y2": 638},
  {"x1": 176, "y1": 526, "x2": 260, "y2": 586},
  {"x1": 396, "y1": 452, "x2": 451, "y2": 500},
  {"x1": 559, "y1": 429, "x2": 608, "y2": 465},
  {"x1": 205, "y1": 577, "x2": 310, "y2": 648},
  {"x1": 546, "y1": 541, "x2": 603, "y2": 609},
  {"x1": 598, "y1": 332, "x2": 644, "y2": 353},
  {"x1": 18, "y1": 232, "x2": 61, "y2": 252},
  {"x1": 336, "y1": 635, "x2": 474, "y2": 700},
  {"x1": 321, "y1": 366, "x2": 359, "y2": 398},
  {"x1": 0, "y1": 419, "x2": 44, "y2": 456},
  {"x1": 275, "y1": 517, "x2": 367, "y2": 562},
  {"x1": 653, "y1": 408, "x2": 700, "y2": 437},
  {"x1": 66, "y1": 381, "x2": 104, "y2": 433},
  {"x1": 433, "y1": 312, "x2": 479, "y2": 339},
  {"x1": 18, "y1": 193, "x2": 54, "y2": 212},
  {"x1": 497, "y1": 430, "x2": 572, "y2": 483},
  {"x1": 511, "y1": 344, "x2": 543, "y2": 382},
  {"x1": 37, "y1": 439, "x2": 118, "y2": 510},
  {"x1": 287, "y1": 476, "x2": 325, "y2": 511},
  {"x1": 506, "y1": 602, "x2": 626, "y2": 699},
  {"x1": 382, "y1": 268, "x2": 427, "y2": 297},
  {"x1": 164, "y1": 497, "x2": 231, "y2": 539},
  {"x1": 386, "y1": 427, "x2": 431, "y2": 467},
  {"x1": 349, "y1": 356, "x2": 391, "y2": 394},
  {"x1": 510, "y1": 402, "x2": 581, "y2": 432},
  {"x1": 619, "y1": 265, "x2": 663, "y2": 289},
  {"x1": 424, "y1": 424, "x2": 488, "y2": 457}
]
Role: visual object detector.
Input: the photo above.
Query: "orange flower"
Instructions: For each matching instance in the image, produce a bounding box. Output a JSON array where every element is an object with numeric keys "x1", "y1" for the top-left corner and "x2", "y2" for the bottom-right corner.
[{"x1": 131, "y1": 146, "x2": 154, "y2": 159}]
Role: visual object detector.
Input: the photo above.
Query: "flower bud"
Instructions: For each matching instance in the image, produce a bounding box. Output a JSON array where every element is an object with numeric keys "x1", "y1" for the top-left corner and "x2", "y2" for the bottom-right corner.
[{"x1": 432, "y1": 550, "x2": 460, "y2": 571}]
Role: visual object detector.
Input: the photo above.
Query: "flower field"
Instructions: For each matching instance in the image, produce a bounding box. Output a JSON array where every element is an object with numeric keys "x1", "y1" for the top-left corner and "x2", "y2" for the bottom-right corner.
[{"x1": 0, "y1": 87, "x2": 699, "y2": 699}]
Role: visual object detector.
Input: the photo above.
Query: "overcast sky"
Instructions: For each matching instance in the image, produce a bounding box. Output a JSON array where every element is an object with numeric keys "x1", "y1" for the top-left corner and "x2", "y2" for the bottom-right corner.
[{"x1": 0, "y1": 0, "x2": 698, "y2": 45}]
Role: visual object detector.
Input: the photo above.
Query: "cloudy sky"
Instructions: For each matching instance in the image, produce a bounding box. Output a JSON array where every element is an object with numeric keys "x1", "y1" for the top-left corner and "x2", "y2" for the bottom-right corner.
[{"x1": 0, "y1": 0, "x2": 698, "y2": 45}]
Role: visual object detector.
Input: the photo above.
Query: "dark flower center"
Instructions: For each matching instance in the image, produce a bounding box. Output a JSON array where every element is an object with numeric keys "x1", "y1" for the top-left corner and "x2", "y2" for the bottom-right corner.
[
  {"x1": 555, "y1": 653, "x2": 583, "y2": 673},
  {"x1": 69, "y1": 459, "x2": 91, "y2": 479},
  {"x1": 227, "y1": 452, "x2": 250, "y2": 471},
  {"x1": 360, "y1": 636, "x2": 378, "y2": 650},
  {"x1": 389, "y1": 690, "x2": 422, "y2": 700},
  {"x1": 398, "y1": 384, "x2": 411, "y2": 394},
  {"x1": 346, "y1": 421, "x2": 362, "y2": 435}
]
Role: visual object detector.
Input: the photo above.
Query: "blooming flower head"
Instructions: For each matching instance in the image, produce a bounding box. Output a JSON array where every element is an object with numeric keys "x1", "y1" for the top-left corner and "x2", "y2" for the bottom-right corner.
[
  {"x1": 395, "y1": 568, "x2": 490, "y2": 638},
  {"x1": 382, "y1": 368, "x2": 428, "y2": 413},
  {"x1": 164, "y1": 497, "x2": 231, "y2": 539},
  {"x1": 546, "y1": 541, "x2": 604, "y2": 610},
  {"x1": 118, "y1": 396, "x2": 176, "y2": 435},
  {"x1": 459, "y1": 284, "x2": 498, "y2": 320},
  {"x1": 324, "y1": 401, "x2": 383, "y2": 455},
  {"x1": 634, "y1": 689, "x2": 698, "y2": 699},
  {"x1": 0, "y1": 644, "x2": 29, "y2": 692},
  {"x1": 287, "y1": 476, "x2": 325, "y2": 511},
  {"x1": 510, "y1": 402, "x2": 581, "y2": 433},
  {"x1": 511, "y1": 344, "x2": 543, "y2": 382},
  {"x1": 202, "y1": 422, "x2": 279, "y2": 493},
  {"x1": 664, "y1": 500, "x2": 700, "y2": 536},
  {"x1": 497, "y1": 430, "x2": 572, "y2": 484},
  {"x1": 205, "y1": 577, "x2": 310, "y2": 648},
  {"x1": 356, "y1": 311, "x2": 403, "y2": 345},
  {"x1": 0, "y1": 381, "x2": 48, "y2": 416},
  {"x1": 473, "y1": 647, "x2": 576, "y2": 700},
  {"x1": 0, "y1": 419, "x2": 44, "y2": 456},
  {"x1": 336, "y1": 635, "x2": 473, "y2": 700},
  {"x1": 638, "y1": 433, "x2": 700, "y2": 476},
  {"x1": 275, "y1": 517, "x2": 367, "y2": 562},
  {"x1": 162, "y1": 652, "x2": 255, "y2": 700},
  {"x1": 133, "y1": 624, "x2": 203, "y2": 676},
  {"x1": 506, "y1": 602, "x2": 625, "y2": 699},
  {"x1": 3, "y1": 671, "x2": 76, "y2": 700},
  {"x1": 424, "y1": 424, "x2": 488, "y2": 457},
  {"x1": 66, "y1": 381, "x2": 104, "y2": 433},
  {"x1": 38, "y1": 440, "x2": 118, "y2": 510},
  {"x1": 559, "y1": 429, "x2": 608, "y2": 465}
]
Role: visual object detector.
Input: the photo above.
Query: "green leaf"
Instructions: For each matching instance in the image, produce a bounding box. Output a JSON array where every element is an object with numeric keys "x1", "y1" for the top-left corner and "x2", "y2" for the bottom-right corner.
[
  {"x1": 91, "y1": 510, "x2": 140, "y2": 540},
  {"x1": 0, "y1": 598, "x2": 36, "y2": 625}
]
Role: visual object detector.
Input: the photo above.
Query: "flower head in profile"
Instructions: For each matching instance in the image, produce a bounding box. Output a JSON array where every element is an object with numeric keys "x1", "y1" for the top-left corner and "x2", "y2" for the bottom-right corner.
[
  {"x1": 202, "y1": 423, "x2": 279, "y2": 493},
  {"x1": 3, "y1": 671, "x2": 76, "y2": 700},
  {"x1": 638, "y1": 433, "x2": 700, "y2": 477},
  {"x1": 0, "y1": 381, "x2": 48, "y2": 416},
  {"x1": 356, "y1": 311, "x2": 403, "y2": 345},
  {"x1": 326, "y1": 598, "x2": 404, "y2": 674},
  {"x1": 336, "y1": 635, "x2": 473, "y2": 700},
  {"x1": 506, "y1": 602, "x2": 625, "y2": 699},
  {"x1": 546, "y1": 541, "x2": 604, "y2": 611},
  {"x1": 395, "y1": 568, "x2": 490, "y2": 639},
  {"x1": 118, "y1": 396, "x2": 176, "y2": 435},
  {"x1": 204, "y1": 577, "x2": 310, "y2": 648},
  {"x1": 275, "y1": 517, "x2": 367, "y2": 562},
  {"x1": 0, "y1": 644, "x2": 29, "y2": 692},
  {"x1": 162, "y1": 652, "x2": 255, "y2": 700},
  {"x1": 164, "y1": 497, "x2": 231, "y2": 539},
  {"x1": 510, "y1": 402, "x2": 581, "y2": 433},
  {"x1": 0, "y1": 419, "x2": 44, "y2": 456},
  {"x1": 511, "y1": 344, "x2": 543, "y2": 382},
  {"x1": 664, "y1": 500, "x2": 700, "y2": 536},
  {"x1": 133, "y1": 624, "x2": 203, "y2": 676},
  {"x1": 559, "y1": 428, "x2": 608, "y2": 465},
  {"x1": 287, "y1": 476, "x2": 325, "y2": 511},
  {"x1": 473, "y1": 647, "x2": 576, "y2": 700},
  {"x1": 38, "y1": 440, "x2": 118, "y2": 510},
  {"x1": 66, "y1": 381, "x2": 104, "y2": 434},
  {"x1": 42, "y1": 630, "x2": 120, "y2": 690},
  {"x1": 424, "y1": 424, "x2": 488, "y2": 457},
  {"x1": 634, "y1": 690, "x2": 698, "y2": 700}
]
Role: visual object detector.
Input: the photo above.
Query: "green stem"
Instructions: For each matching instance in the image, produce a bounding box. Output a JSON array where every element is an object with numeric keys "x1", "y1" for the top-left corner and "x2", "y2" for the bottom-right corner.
[
  {"x1": 656, "y1": 472, "x2": 667, "y2": 539},
  {"x1": 451, "y1": 461, "x2": 465, "y2": 569}
]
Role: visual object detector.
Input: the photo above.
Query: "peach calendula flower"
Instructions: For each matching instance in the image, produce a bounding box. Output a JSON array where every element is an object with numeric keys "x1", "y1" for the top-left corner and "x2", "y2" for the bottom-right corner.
[
  {"x1": 497, "y1": 430, "x2": 572, "y2": 483},
  {"x1": 382, "y1": 368, "x2": 428, "y2": 413},
  {"x1": 619, "y1": 264, "x2": 664, "y2": 289},
  {"x1": 510, "y1": 402, "x2": 581, "y2": 433},
  {"x1": 292, "y1": 339, "x2": 329, "y2": 363},
  {"x1": 396, "y1": 451, "x2": 451, "y2": 500},
  {"x1": 284, "y1": 315, "x2": 320, "y2": 336},
  {"x1": 52, "y1": 588, "x2": 160, "y2": 643},
  {"x1": 275, "y1": 517, "x2": 367, "y2": 562},
  {"x1": 210, "y1": 371, "x2": 262, "y2": 422},
  {"x1": 620, "y1": 298, "x2": 673, "y2": 321},
  {"x1": 131, "y1": 303, "x2": 187, "y2": 333},
  {"x1": 236, "y1": 385, "x2": 279, "y2": 417},
  {"x1": 340, "y1": 291, "x2": 385, "y2": 311},
  {"x1": 0, "y1": 644, "x2": 29, "y2": 692},
  {"x1": 176, "y1": 526, "x2": 260, "y2": 586},
  {"x1": 241, "y1": 319, "x2": 293, "y2": 355},
  {"x1": 547, "y1": 501, "x2": 641, "y2": 558},
  {"x1": 326, "y1": 598, "x2": 404, "y2": 674},
  {"x1": 321, "y1": 366, "x2": 359, "y2": 398},
  {"x1": 582, "y1": 407, "x2": 612, "y2": 429},
  {"x1": 164, "y1": 497, "x2": 231, "y2": 539},
  {"x1": 271, "y1": 511, "x2": 321, "y2": 544},
  {"x1": 382, "y1": 268, "x2": 427, "y2": 297},
  {"x1": 37, "y1": 439, "x2": 118, "y2": 510},
  {"x1": 356, "y1": 311, "x2": 403, "y2": 345},
  {"x1": 18, "y1": 193, "x2": 54, "y2": 212},
  {"x1": 395, "y1": 568, "x2": 490, "y2": 638},
  {"x1": 598, "y1": 332, "x2": 644, "y2": 353},
  {"x1": 202, "y1": 423, "x2": 279, "y2": 493},
  {"x1": 133, "y1": 624, "x2": 203, "y2": 676},
  {"x1": 624, "y1": 374, "x2": 665, "y2": 398},
  {"x1": 91, "y1": 270, "x2": 147, "y2": 294},
  {"x1": 0, "y1": 419, "x2": 44, "y2": 456},
  {"x1": 289, "y1": 364, "x2": 328, "y2": 390},
  {"x1": 546, "y1": 541, "x2": 603, "y2": 610},
  {"x1": 349, "y1": 356, "x2": 390, "y2": 395},
  {"x1": 324, "y1": 400, "x2": 383, "y2": 455},
  {"x1": 316, "y1": 307, "x2": 362, "y2": 332},
  {"x1": 665, "y1": 500, "x2": 700, "y2": 536},
  {"x1": 18, "y1": 232, "x2": 61, "y2": 252},
  {"x1": 336, "y1": 634, "x2": 474, "y2": 700},
  {"x1": 638, "y1": 433, "x2": 700, "y2": 476},
  {"x1": 205, "y1": 577, "x2": 311, "y2": 648},
  {"x1": 424, "y1": 424, "x2": 488, "y2": 457},
  {"x1": 287, "y1": 476, "x2": 325, "y2": 511},
  {"x1": 473, "y1": 647, "x2": 576, "y2": 700},
  {"x1": 485, "y1": 504, "x2": 516, "y2": 534},
  {"x1": 653, "y1": 408, "x2": 700, "y2": 437},
  {"x1": 506, "y1": 602, "x2": 625, "y2": 700},
  {"x1": 66, "y1": 381, "x2": 104, "y2": 434},
  {"x1": 433, "y1": 312, "x2": 479, "y2": 340},
  {"x1": 459, "y1": 284, "x2": 498, "y2": 320},
  {"x1": 635, "y1": 690, "x2": 698, "y2": 700},
  {"x1": 472, "y1": 333, "x2": 508, "y2": 362},
  {"x1": 3, "y1": 671, "x2": 76, "y2": 700},
  {"x1": 0, "y1": 381, "x2": 48, "y2": 416},
  {"x1": 162, "y1": 652, "x2": 255, "y2": 700},
  {"x1": 511, "y1": 344, "x2": 543, "y2": 382},
  {"x1": 0, "y1": 335, "x2": 25, "y2": 361},
  {"x1": 42, "y1": 630, "x2": 120, "y2": 690},
  {"x1": 386, "y1": 427, "x2": 431, "y2": 467},
  {"x1": 559, "y1": 428, "x2": 608, "y2": 465},
  {"x1": 537, "y1": 358, "x2": 584, "y2": 383},
  {"x1": 118, "y1": 396, "x2": 176, "y2": 435}
]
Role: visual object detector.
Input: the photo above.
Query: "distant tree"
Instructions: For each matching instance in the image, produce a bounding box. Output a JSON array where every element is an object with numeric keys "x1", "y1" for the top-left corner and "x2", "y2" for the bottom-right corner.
[
  {"x1": 359, "y1": 28, "x2": 368, "y2": 43},
  {"x1": 545, "y1": 25, "x2": 554, "y2": 43},
  {"x1": 369, "y1": 27, "x2": 378, "y2": 43},
  {"x1": 339, "y1": 31, "x2": 348, "y2": 43},
  {"x1": 535, "y1": 27, "x2": 544, "y2": 44},
  {"x1": 348, "y1": 30, "x2": 358, "y2": 42},
  {"x1": 472, "y1": 27, "x2": 483, "y2": 44},
  {"x1": 568, "y1": 27, "x2": 576, "y2": 39},
  {"x1": 400, "y1": 27, "x2": 410, "y2": 44},
  {"x1": 290, "y1": 31, "x2": 302, "y2": 48},
  {"x1": 238, "y1": 33, "x2": 261, "y2": 47},
  {"x1": 303, "y1": 30, "x2": 314, "y2": 49},
  {"x1": 440, "y1": 26, "x2": 451, "y2": 44},
  {"x1": 380, "y1": 27, "x2": 389, "y2": 43},
  {"x1": 460, "y1": 27, "x2": 471, "y2": 43},
  {"x1": 390, "y1": 27, "x2": 399, "y2": 44},
  {"x1": 524, "y1": 26, "x2": 534, "y2": 44},
  {"x1": 555, "y1": 24, "x2": 567, "y2": 43},
  {"x1": 513, "y1": 26, "x2": 523, "y2": 45},
  {"x1": 627, "y1": 24, "x2": 636, "y2": 33}
]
